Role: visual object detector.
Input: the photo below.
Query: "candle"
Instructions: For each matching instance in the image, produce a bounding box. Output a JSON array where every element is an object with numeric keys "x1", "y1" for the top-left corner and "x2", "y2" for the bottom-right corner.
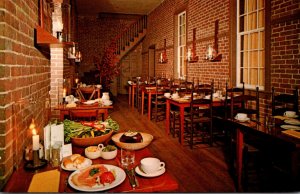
[
  {"x1": 75, "y1": 78, "x2": 79, "y2": 84},
  {"x1": 32, "y1": 128, "x2": 39, "y2": 151},
  {"x1": 63, "y1": 88, "x2": 66, "y2": 98},
  {"x1": 160, "y1": 53, "x2": 163, "y2": 62},
  {"x1": 187, "y1": 48, "x2": 191, "y2": 61}
]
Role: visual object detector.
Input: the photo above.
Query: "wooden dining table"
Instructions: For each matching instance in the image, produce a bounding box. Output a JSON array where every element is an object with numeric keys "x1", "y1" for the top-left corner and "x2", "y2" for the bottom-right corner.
[
  {"x1": 224, "y1": 117, "x2": 300, "y2": 192},
  {"x1": 165, "y1": 97, "x2": 224, "y2": 144},
  {"x1": 3, "y1": 147, "x2": 179, "y2": 192},
  {"x1": 54, "y1": 103, "x2": 113, "y2": 121}
]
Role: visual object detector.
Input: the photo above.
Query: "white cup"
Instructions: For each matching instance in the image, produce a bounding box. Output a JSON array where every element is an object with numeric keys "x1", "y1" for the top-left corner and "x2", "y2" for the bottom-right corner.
[
  {"x1": 164, "y1": 92, "x2": 171, "y2": 98},
  {"x1": 172, "y1": 93, "x2": 179, "y2": 99},
  {"x1": 284, "y1": 111, "x2": 296, "y2": 117},
  {"x1": 236, "y1": 113, "x2": 247, "y2": 120},
  {"x1": 140, "y1": 157, "x2": 165, "y2": 174}
]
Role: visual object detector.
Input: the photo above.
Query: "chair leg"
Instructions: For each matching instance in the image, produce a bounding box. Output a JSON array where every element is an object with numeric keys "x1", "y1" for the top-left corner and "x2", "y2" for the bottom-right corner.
[
  {"x1": 243, "y1": 145, "x2": 249, "y2": 191},
  {"x1": 190, "y1": 123, "x2": 194, "y2": 149}
]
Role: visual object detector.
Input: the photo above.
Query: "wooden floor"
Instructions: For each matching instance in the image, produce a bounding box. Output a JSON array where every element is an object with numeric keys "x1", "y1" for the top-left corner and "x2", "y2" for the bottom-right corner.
[{"x1": 108, "y1": 94, "x2": 299, "y2": 192}]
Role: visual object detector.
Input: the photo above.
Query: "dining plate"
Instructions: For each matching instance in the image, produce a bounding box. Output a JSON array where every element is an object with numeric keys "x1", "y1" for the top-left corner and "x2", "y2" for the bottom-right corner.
[
  {"x1": 234, "y1": 117, "x2": 250, "y2": 123},
  {"x1": 284, "y1": 115, "x2": 298, "y2": 119},
  {"x1": 284, "y1": 119, "x2": 300, "y2": 126},
  {"x1": 280, "y1": 125, "x2": 300, "y2": 130},
  {"x1": 135, "y1": 166, "x2": 165, "y2": 178},
  {"x1": 83, "y1": 100, "x2": 96, "y2": 105},
  {"x1": 61, "y1": 158, "x2": 92, "y2": 171},
  {"x1": 68, "y1": 164, "x2": 126, "y2": 192}
]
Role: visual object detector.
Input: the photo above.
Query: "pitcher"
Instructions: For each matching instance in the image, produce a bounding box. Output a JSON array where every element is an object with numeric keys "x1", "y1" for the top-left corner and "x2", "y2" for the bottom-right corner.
[{"x1": 102, "y1": 92, "x2": 110, "y2": 100}]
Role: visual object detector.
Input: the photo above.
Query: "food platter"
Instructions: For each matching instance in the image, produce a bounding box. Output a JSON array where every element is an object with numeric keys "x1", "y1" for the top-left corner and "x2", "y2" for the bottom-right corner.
[
  {"x1": 68, "y1": 164, "x2": 126, "y2": 192},
  {"x1": 112, "y1": 132, "x2": 153, "y2": 150}
]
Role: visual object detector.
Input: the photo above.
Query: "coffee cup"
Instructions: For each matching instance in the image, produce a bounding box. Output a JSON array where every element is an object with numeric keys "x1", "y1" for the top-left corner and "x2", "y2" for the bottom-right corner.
[
  {"x1": 140, "y1": 157, "x2": 165, "y2": 174},
  {"x1": 171, "y1": 93, "x2": 179, "y2": 99},
  {"x1": 235, "y1": 113, "x2": 247, "y2": 120},
  {"x1": 284, "y1": 111, "x2": 296, "y2": 118},
  {"x1": 164, "y1": 92, "x2": 171, "y2": 98}
]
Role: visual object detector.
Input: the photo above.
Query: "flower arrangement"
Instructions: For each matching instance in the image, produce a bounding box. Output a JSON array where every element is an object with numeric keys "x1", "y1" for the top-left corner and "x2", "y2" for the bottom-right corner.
[{"x1": 94, "y1": 42, "x2": 120, "y2": 91}]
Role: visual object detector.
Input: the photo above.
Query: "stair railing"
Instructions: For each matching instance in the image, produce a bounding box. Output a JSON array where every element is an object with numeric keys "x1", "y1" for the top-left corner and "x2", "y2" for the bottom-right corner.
[{"x1": 111, "y1": 15, "x2": 147, "y2": 56}]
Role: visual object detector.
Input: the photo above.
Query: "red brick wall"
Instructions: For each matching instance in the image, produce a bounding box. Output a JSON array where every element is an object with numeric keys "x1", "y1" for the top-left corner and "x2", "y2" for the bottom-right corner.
[
  {"x1": 271, "y1": 0, "x2": 300, "y2": 94},
  {"x1": 0, "y1": 0, "x2": 51, "y2": 189},
  {"x1": 77, "y1": 14, "x2": 141, "y2": 75}
]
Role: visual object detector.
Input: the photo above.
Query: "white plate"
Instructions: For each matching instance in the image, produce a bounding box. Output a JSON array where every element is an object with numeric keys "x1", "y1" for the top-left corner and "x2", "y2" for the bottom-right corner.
[
  {"x1": 234, "y1": 117, "x2": 250, "y2": 123},
  {"x1": 68, "y1": 164, "x2": 126, "y2": 192},
  {"x1": 135, "y1": 166, "x2": 166, "y2": 178},
  {"x1": 284, "y1": 119, "x2": 300, "y2": 125},
  {"x1": 61, "y1": 158, "x2": 92, "y2": 171},
  {"x1": 284, "y1": 115, "x2": 298, "y2": 118},
  {"x1": 83, "y1": 100, "x2": 96, "y2": 105},
  {"x1": 280, "y1": 125, "x2": 300, "y2": 130}
]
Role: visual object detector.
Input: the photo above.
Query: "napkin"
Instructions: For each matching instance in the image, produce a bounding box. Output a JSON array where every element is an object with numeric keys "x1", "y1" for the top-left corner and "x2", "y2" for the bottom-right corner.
[{"x1": 28, "y1": 169, "x2": 60, "y2": 192}]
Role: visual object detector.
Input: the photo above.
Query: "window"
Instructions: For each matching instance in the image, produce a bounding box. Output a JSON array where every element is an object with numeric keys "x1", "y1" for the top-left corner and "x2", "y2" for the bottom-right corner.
[
  {"x1": 237, "y1": 0, "x2": 265, "y2": 90},
  {"x1": 177, "y1": 11, "x2": 186, "y2": 79}
]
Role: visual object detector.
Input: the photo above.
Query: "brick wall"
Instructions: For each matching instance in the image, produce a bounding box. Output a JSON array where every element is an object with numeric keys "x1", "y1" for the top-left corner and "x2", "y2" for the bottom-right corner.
[
  {"x1": 271, "y1": 0, "x2": 300, "y2": 94},
  {"x1": 77, "y1": 14, "x2": 141, "y2": 75},
  {"x1": 0, "y1": 0, "x2": 51, "y2": 189}
]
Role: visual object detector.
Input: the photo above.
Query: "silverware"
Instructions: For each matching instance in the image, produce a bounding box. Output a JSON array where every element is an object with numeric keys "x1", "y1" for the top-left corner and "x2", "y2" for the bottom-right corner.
[{"x1": 125, "y1": 168, "x2": 138, "y2": 188}]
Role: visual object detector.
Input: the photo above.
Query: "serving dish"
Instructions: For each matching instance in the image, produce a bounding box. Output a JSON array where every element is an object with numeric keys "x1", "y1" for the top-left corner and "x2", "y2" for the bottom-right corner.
[
  {"x1": 111, "y1": 132, "x2": 153, "y2": 150},
  {"x1": 61, "y1": 158, "x2": 92, "y2": 171},
  {"x1": 68, "y1": 164, "x2": 126, "y2": 192},
  {"x1": 71, "y1": 130, "x2": 113, "y2": 147}
]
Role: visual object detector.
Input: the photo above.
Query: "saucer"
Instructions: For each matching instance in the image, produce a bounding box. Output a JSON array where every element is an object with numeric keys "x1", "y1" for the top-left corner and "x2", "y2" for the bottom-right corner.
[
  {"x1": 284, "y1": 115, "x2": 298, "y2": 118},
  {"x1": 234, "y1": 117, "x2": 250, "y2": 122},
  {"x1": 135, "y1": 166, "x2": 166, "y2": 178}
]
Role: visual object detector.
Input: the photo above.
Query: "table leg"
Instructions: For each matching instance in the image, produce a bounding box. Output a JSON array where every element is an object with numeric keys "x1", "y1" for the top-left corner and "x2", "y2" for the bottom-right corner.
[
  {"x1": 128, "y1": 86, "x2": 131, "y2": 105},
  {"x1": 141, "y1": 91, "x2": 145, "y2": 115},
  {"x1": 131, "y1": 86, "x2": 135, "y2": 109},
  {"x1": 148, "y1": 93, "x2": 152, "y2": 120},
  {"x1": 236, "y1": 128, "x2": 244, "y2": 192},
  {"x1": 166, "y1": 100, "x2": 170, "y2": 135},
  {"x1": 180, "y1": 106, "x2": 185, "y2": 145}
]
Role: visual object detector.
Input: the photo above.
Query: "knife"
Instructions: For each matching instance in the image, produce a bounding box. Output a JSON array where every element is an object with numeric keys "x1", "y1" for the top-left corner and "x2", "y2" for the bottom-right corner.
[{"x1": 125, "y1": 168, "x2": 138, "y2": 188}]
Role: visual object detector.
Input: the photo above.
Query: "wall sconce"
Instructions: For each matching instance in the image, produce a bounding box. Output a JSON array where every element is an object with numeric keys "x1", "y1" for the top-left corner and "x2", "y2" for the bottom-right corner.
[
  {"x1": 68, "y1": 43, "x2": 82, "y2": 63},
  {"x1": 159, "y1": 39, "x2": 168, "y2": 63},
  {"x1": 205, "y1": 20, "x2": 222, "y2": 61},
  {"x1": 187, "y1": 28, "x2": 199, "y2": 63}
]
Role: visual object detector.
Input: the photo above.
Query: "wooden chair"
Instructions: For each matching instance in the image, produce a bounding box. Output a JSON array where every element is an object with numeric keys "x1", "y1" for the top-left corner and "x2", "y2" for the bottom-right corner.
[
  {"x1": 271, "y1": 87, "x2": 299, "y2": 116},
  {"x1": 151, "y1": 78, "x2": 167, "y2": 122},
  {"x1": 184, "y1": 81, "x2": 214, "y2": 148},
  {"x1": 69, "y1": 109, "x2": 99, "y2": 121}
]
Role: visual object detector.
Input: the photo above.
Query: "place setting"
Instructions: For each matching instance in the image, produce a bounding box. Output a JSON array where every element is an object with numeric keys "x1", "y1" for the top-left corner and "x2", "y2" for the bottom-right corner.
[
  {"x1": 135, "y1": 157, "x2": 166, "y2": 178},
  {"x1": 280, "y1": 111, "x2": 300, "y2": 130},
  {"x1": 234, "y1": 113, "x2": 250, "y2": 123}
]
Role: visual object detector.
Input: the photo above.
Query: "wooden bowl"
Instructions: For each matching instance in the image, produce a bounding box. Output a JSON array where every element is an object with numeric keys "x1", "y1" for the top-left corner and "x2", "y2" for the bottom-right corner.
[
  {"x1": 71, "y1": 130, "x2": 113, "y2": 147},
  {"x1": 111, "y1": 132, "x2": 153, "y2": 150}
]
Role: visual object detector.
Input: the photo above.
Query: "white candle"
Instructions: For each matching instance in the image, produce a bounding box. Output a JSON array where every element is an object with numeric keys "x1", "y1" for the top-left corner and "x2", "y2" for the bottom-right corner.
[
  {"x1": 160, "y1": 53, "x2": 163, "y2": 62},
  {"x1": 32, "y1": 128, "x2": 39, "y2": 151},
  {"x1": 187, "y1": 48, "x2": 191, "y2": 61},
  {"x1": 63, "y1": 88, "x2": 66, "y2": 97}
]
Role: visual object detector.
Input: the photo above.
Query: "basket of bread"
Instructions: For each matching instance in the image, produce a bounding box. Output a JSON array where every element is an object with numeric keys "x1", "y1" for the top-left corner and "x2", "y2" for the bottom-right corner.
[
  {"x1": 111, "y1": 131, "x2": 153, "y2": 150},
  {"x1": 61, "y1": 154, "x2": 92, "y2": 171},
  {"x1": 64, "y1": 117, "x2": 119, "y2": 147}
]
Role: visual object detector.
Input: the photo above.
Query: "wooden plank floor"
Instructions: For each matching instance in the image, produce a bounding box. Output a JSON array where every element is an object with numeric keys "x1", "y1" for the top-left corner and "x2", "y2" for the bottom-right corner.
[{"x1": 108, "y1": 95, "x2": 236, "y2": 192}]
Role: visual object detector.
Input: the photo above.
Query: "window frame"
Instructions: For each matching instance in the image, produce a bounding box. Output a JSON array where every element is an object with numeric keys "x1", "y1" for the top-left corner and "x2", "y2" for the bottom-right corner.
[
  {"x1": 236, "y1": 0, "x2": 266, "y2": 91},
  {"x1": 177, "y1": 11, "x2": 187, "y2": 79}
]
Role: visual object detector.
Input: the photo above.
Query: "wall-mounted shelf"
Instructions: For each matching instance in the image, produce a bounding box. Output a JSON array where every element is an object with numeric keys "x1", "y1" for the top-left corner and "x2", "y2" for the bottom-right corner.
[
  {"x1": 34, "y1": 25, "x2": 75, "y2": 48},
  {"x1": 208, "y1": 54, "x2": 222, "y2": 62}
]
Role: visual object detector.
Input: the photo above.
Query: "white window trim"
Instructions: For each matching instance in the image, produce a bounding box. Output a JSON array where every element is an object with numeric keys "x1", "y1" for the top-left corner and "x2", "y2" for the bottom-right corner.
[
  {"x1": 236, "y1": 0, "x2": 265, "y2": 91},
  {"x1": 177, "y1": 11, "x2": 186, "y2": 79}
]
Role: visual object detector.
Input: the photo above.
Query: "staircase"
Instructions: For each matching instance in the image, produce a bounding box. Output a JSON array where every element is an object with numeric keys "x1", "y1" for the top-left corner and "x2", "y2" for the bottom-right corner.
[{"x1": 113, "y1": 15, "x2": 147, "y2": 61}]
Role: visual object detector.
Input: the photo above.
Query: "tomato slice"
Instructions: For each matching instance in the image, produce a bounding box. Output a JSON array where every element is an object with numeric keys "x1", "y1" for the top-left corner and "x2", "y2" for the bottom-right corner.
[{"x1": 100, "y1": 171, "x2": 115, "y2": 184}]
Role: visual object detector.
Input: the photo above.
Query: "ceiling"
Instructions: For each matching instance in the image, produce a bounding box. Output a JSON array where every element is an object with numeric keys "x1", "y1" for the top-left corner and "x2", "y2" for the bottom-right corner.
[{"x1": 75, "y1": 0, "x2": 165, "y2": 16}]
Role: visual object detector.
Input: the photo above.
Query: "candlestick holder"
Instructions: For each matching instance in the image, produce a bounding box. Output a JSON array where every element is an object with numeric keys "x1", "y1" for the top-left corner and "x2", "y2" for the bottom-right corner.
[{"x1": 24, "y1": 149, "x2": 47, "y2": 171}]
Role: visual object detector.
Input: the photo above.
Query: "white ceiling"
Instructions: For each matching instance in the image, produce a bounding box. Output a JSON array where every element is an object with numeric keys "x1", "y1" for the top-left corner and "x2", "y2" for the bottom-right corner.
[{"x1": 75, "y1": 0, "x2": 164, "y2": 15}]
